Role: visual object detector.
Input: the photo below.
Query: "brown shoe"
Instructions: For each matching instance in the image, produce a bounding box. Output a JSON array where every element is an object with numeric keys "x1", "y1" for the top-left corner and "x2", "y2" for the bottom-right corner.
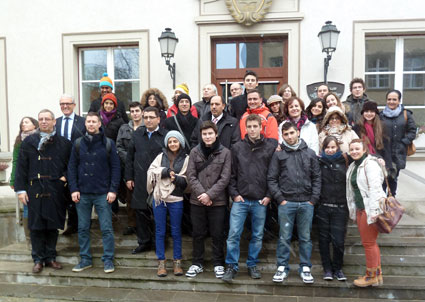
[
  {"x1": 45, "y1": 261, "x2": 63, "y2": 270},
  {"x1": 376, "y1": 265, "x2": 383, "y2": 285},
  {"x1": 353, "y1": 267, "x2": 380, "y2": 287},
  {"x1": 173, "y1": 259, "x2": 183, "y2": 276},
  {"x1": 32, "y1": 262, "x2": 43, "y2": 273},
  {"x1": 157, "y1": 260, "x2": 167, "y2": 277}
]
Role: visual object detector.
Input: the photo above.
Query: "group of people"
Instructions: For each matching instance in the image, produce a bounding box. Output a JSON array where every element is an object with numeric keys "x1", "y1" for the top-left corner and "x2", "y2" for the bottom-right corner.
[{"x1": 10, "y1": 71, "x2": 416, "y2": 288}]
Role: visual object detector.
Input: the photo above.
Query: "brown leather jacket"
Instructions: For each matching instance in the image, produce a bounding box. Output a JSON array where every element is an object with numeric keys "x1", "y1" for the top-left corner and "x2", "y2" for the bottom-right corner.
[{"x1": 187, "y1": 142, "x2": 231, "y2": 206}]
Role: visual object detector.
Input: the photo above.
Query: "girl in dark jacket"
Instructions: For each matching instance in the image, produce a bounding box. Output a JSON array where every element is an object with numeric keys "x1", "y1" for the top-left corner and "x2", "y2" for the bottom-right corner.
[
  {"x1": 141, "y1": 88, "x2": 169, "y2": 126},
  {"x1": 317, "y1": 136, "x2": 349, "y2": 282},
  {"x1": 99, "y1": 93, "x2": 125, "y2": 142},
  {"x1": 379, "y1": 89, "x2": 416, "y2": 196}
]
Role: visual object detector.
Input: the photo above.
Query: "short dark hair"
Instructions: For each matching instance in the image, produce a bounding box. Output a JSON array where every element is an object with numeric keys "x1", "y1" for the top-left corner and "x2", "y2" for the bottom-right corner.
[
  {"x1": 143, "y1": 106, "x2": 159, "y2": 117},
  {"x1": 281, "y1": 121, "x2": 297, "y2": 133},
  {"x1": 318, "y1": 83, "x2": 329, "y2": 91},
  {"x1": 386, "y1": 89, "x2": 402, "y2": 100},
  {"x1": 200, "y1": 120, "x2": 218, "y2": 135},
  {"x1": 349, "y1": 78, "x2": 366, "y2": 91},
  {"x1": 244, "y1": 70, "x2": 258, "y2": 81},
  {"x1": 245, "y1": 114, "x2": 262, "y2": 127},
  {"x1": 38, "y1": 109, "x2": 55, "y2": 120},
  {"x1": 129, "y1": 101, "x2": 143, "y2": 111},
  {"x1": 210, "y1": 95, "x2": 225, "y2": 105},
  {"x1": 86, "y1": 111, "x2": 101, "y2": 121},
  {"x1": 246, "y1": 88, "x2": 262, "y2": 98}
]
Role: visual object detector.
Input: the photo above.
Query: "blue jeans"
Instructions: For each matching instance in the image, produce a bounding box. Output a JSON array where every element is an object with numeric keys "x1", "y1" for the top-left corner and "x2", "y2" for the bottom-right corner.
[
  {"x1": 225, "y1": 200, "x2": 267, "y2": 270},
  {"x1": 276, "y1": 201, "x2": 314, "y2": 273},
  {"x1": 76, "y1": 194, "x2": 114, "y2": 263},
  {"x1": 153, "y1": 200, "x2": 183, "y2": 260}
]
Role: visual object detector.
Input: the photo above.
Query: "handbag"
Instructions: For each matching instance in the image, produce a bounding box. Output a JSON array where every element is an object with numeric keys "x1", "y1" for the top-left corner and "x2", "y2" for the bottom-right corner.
[
  {"x1": 403, "y1": 110, "x2": 416, "y2": 156},
  {"x1": 364, "y1": 164, "x2": 405, "y2": 233},
  {"x1": 375, "y1": 177, "x2": 405, "y2": 234}
]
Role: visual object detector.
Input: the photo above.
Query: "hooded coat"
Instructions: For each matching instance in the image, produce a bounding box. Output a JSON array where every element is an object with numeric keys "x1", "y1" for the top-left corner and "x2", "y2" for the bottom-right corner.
[
  {"x1": 14, "y1": 132, "x2": 72, "y2": 230},
  {"x1": 140, "y1": 88, "x2": 169, "y2": 124},
  {"x1": 318, "y1": 106, "x2": 359, "y2": 154}
]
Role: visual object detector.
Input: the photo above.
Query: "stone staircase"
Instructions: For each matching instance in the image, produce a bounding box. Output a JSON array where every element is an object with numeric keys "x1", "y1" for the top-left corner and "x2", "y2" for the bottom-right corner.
[{"x1": 0, "y1": 210, "x2": 425, "y2": 301}]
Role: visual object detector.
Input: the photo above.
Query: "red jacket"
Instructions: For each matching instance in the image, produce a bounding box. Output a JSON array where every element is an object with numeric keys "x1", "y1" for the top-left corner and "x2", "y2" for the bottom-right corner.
[
  {"x1": 240, "y1": 104, "x2": 279, "y2": 141},
  {"x1": 166, "y1": 104, "x2": 198, "y2": 118}
]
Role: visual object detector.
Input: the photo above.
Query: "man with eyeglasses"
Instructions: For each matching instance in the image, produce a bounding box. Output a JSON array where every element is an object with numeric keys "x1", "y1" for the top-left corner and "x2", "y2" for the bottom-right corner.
[
  {"x1": 230, "y1": 83, "x2": 242, "y2": 99},
  {"x1": 14, "y1": 109, "x2": 72, "y2": 274},
  {"x1": 56, "y1": 94, "x2": 86, "y2": 235},
  {"x1": 343, "y1": 78, "x2": 374, "y2": 126}
]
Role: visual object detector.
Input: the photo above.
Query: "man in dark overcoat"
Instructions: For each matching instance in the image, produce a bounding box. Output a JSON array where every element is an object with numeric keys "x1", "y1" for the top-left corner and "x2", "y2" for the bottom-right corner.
[
  {"x1": 125, "y1": 106, "x2": 168, "y2": 254},
  {"x1": 15, "y1": 109, "x2": 72, "y2": 273},
  {"x1": 56, "y1": 93, "x2": 86, "y2": 235}
]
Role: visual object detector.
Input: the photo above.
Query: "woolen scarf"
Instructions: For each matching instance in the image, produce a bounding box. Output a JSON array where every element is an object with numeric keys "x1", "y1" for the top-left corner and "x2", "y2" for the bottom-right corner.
[
  {"x1": 21, "y1": 129, "x2": 36, "y2": 142},
  {"x1": 288, "y1": 114, "x2": 307, "y2": 131},
  {"x1": 382, "y1": 104, "x2": 402, "y2": 118},
  {"x1": 364, "y1": 122, "x2": 376, "y2": 154},
  {"x1": 282, "y1": 138, "x2": 302, "y2": 151},
  {"x1": 37, "y1": 128, "x2": 57, "y2": 151},
  {"x1": 100, "y1": 109, "x2": 117, "y2": 126}
]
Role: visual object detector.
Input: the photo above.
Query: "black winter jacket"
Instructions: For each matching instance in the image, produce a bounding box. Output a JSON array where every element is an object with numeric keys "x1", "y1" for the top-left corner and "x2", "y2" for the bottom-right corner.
[
  {"x1": 193, "y1": 97, "x2": 212, "y2": 119},
  {"x1": 190, "y1": 112, "x2": 240, "y2": 149},
  {"x1": 163, "y1": 112, "x2": 198, "y2": 152},
  {"x1": 228, "y1": 136, "x2": 277, "y2": 200},
  {"x1": 267, "y1": 140, "x2": 321, "y2": 204},
  {"x1": 343, "y1": 93, "x2": 372, "y2": 126},
  {"x1": 318, "y1": 155, "x2": 348, "y2": 205},
  {"x1": 125, "y1": 126, "x2": 168, "y2": 209},
  {"x1": 380, "y1": 107, "x2": 416, "y2": 170},
  {"x1": 101, "y1": 112, "x2": 126, "y2": 142},
  {"x1": 67, "y1": 131, "x2": 121, "y2": 195}
]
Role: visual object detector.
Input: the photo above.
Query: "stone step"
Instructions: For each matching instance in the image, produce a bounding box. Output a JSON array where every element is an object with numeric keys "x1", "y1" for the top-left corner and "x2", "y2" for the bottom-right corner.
[
  {"x1": 2, "y1": 242, "x2": 425, "y2": 276},
  {"x1": 344, "y1": 236, "x2": 425, "y2": 256},
  {"x1": 0, "y1": 261, "x2": 424, "y2": 300},
  {"x1": 0, "y1": 282, "x2": 423, "y2": 302}
]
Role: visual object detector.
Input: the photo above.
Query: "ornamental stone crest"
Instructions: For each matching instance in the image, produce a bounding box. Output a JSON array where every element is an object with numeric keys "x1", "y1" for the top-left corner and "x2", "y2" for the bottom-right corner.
[{"x1": 226, "y1": 0, "x2": 273, "y2": 26}]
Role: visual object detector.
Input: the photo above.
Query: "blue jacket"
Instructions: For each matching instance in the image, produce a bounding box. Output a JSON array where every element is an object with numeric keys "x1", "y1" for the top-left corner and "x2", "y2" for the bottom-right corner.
[{"x1": 67, "y1": 130, "x2": 121, "y2": 194}]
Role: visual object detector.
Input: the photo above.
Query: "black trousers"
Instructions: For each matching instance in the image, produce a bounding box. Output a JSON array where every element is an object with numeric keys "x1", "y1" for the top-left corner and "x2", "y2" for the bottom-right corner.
[
  {"x1": 30, "y1": 229, "x2": 59, "y2": 264},
  {"x1": 135, "y1": 208, "x2": 153, "y2": 247},
  {"x1": 191, "y1": 204, "x2": 226, "y2": 267},
  {"x1": 316, "y1": 204, "x2": 348, "y2": 272},
  {"x1": 64, "y1": 186, "x2": 78, "y2": 228}
]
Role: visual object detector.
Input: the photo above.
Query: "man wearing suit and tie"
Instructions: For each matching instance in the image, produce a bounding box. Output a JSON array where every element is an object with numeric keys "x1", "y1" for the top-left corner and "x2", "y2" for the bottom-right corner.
[{"x1": 56, "y1": 94, "x2": 86, "y2": 235}]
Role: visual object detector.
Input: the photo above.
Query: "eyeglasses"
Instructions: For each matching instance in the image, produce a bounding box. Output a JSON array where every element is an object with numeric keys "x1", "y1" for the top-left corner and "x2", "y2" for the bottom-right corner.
[
  {"x1": 60, "y1": 103, "x2": 74, "y2": 107},
  {"x1": 38, "y1": 118, "x2": 53, "y2": 122},
  {"x1": 329, "y1": 117, "x2": 341, "y2": 121}
]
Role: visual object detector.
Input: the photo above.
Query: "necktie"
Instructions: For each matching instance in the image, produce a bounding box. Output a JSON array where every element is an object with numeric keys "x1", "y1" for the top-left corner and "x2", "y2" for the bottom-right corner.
[
  {"x1": 212, "y1": 118, "x2": 218, "y2": 124},
  {"x1": 64, "y1": 117, "x2": 70, "y2": 140}
]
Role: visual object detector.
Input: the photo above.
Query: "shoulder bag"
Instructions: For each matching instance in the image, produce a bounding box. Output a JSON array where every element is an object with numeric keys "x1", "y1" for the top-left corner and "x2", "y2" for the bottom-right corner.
[{"x1": 403, "y1": 110, "x2": 416, "y2": 156}]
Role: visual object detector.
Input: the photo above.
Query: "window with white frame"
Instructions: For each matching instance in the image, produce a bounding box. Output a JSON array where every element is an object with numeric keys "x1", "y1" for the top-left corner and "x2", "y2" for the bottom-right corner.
[
  {"x1": 365, "y1": 36, "x2": 425, "y2": 133},
  {"x1": 79, "y1": 46, "x2": 140, "y2": 114}
]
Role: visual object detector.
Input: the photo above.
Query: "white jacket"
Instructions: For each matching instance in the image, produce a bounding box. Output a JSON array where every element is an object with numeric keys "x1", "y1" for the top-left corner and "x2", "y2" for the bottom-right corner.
[
  {"x1": 278, "y1": 119, "x2": 319, "y2": 155},
  {"x1": 346, "y1": 155, "x2": 386, "y2": 225}
]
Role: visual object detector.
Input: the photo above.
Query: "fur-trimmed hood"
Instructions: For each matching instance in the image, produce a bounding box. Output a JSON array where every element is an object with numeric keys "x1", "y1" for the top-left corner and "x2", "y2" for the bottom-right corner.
[
  {"x1": 321, "y1": 106, "x2": 349, "y2": 130},
  {"x1": 140, "y1": 88, "x2": 169, "y2": 110}
]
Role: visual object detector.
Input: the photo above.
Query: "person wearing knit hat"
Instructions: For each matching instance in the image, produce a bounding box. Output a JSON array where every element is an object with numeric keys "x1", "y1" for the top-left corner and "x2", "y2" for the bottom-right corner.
[
  {"x1": 164, "y1": 130, "x2": 186, "y2": 150},
  {"x1": 353, "y1": 100, "x2": 385, "y2": 155},
  {"x1": 167, "y1": 83, "x2": 198, "y2": 118},
  {"x1": 163, "y1": 93, "x2": 197, "y2": 152},
  {"x1": 99, "y1": 93, "x2": 125, "y2": 142},
  {"x1": 88, "y1": 73, "x2": 129, "y2": 123},
  {"x1": 147, "y1": 129, "x2": 189, "y2": 277},
  {"x1": 99, "y1": 73, "x2": 114, "y2": 90},
  {"x1": 267, "y1": 95, "x2": 286, "y2": 124},
  {"x1": 361, "y1": 101, "x2": 380, "y2": 115}
]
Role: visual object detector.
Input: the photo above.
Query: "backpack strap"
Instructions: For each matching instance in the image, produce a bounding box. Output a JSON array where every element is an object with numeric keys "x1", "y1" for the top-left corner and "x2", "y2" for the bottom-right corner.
[{"x1": 74, "y1": 137, "x2": 83, "y2": 161}]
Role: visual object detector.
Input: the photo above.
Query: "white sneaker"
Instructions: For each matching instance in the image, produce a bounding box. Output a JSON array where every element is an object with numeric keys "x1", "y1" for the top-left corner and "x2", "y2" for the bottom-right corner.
[
  {"x1": 300, "y1": 266, "x2": 314, "y2": 284},
  {"x1": 185, "y1": 264, "x2": 204, "y2": 278},
  {"x1": 214, "y1": 266, "x2": 225, "y2": 279},
  {"x1": 272, "y1": 266, "x2": 287, "y2": 282}
]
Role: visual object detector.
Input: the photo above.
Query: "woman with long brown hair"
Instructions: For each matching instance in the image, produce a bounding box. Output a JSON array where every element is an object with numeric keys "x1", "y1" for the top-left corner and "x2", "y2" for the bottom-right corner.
[{"x1": 353, "y1": 101, "x2": 384, "y2": 155}]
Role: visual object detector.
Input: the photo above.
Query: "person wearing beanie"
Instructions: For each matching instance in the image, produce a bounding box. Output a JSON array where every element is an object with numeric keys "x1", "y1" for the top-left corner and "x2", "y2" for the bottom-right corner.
[
  {"x1": 167, "y1": 83, "x2": 198, "y2": 118},
  {"x1": 141, "y1": 88, "x2": 169, "y2": 126},
  {"x1": 89, "y1": 73, "x2": 129, "y2": 122},
  {"x1": 100, "y1": 93, "x2": 125, "y2": 142},
  {"x1": 147, "y1": 130, "x2": 189, "y2": 277},
  {"x1": 163, "y1": 93, "x2": 198, "y2": 152},
  {"x1": 267, "y1": 95, "x2": 286, "y2": 124}
]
